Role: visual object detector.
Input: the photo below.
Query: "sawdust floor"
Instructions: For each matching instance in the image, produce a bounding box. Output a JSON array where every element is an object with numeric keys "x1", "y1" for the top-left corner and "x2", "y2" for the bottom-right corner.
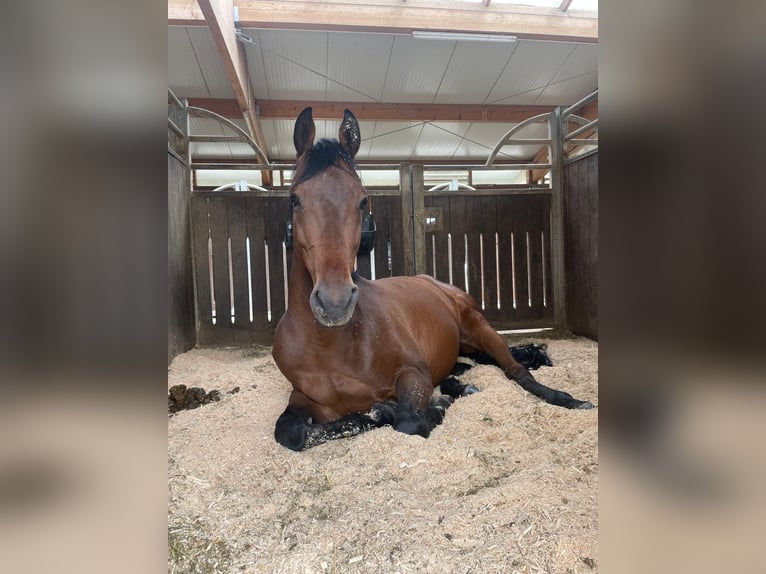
[{"x1": 168, "y1": 333, "x2": 598, "y2": 574}]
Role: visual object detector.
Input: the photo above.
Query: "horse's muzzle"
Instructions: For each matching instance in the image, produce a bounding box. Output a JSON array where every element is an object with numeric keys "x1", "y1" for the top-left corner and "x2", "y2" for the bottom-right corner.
[{"x1": 310, "y1": 283, "x2": 358, "y2": 327}]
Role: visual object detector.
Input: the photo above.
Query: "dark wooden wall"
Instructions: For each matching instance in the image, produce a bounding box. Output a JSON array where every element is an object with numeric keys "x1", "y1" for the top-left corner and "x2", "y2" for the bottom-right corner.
[
  {"x1": 190, "y1": 191, "x2": 406, "y2": 346},
  {"x1": 189, "y1": 187, "x2": 558, "y2": 346},
  {"x1": 563, "y1": 152, "x2": 598, "y2": 340},
  {"x1": 424, "y1": 192, "x2": 554, "y2": 329},
  {"x1": 168, "y1": 152, "x2": 196, "y2": 363}
]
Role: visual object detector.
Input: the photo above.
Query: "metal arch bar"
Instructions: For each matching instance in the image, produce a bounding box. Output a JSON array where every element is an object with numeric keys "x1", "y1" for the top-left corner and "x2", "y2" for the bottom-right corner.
[
  {"x1": 565, "y1": 114, "x2": 590, "y2": 126},
  {"x1": 428, "y1": 182, "x2": 477, "y2": 191},
  {"x1": 485, "y1": 112, "x2": 553, "y2": 167},
  {"x1": 564, "y1": 119, "x2": 598, "y2": 141},
  {"x1": 561, "y1": 89, "x2": 598, "y2": 117},
  {"x1": 188, "y1": 105, "x2": 270, "y2": 166},
  {"x1": 168, "y1": 118, "x2": 185, "y2": 138},
  {"x1": 168, "y1": 88, "x2": 184, "y2": 110},
  {"x1": 212, "y1": 182, "x2": 270, "y2": 192},
  {"x1": 568, "y1": 138, "x2": 599, "y2": 146}
]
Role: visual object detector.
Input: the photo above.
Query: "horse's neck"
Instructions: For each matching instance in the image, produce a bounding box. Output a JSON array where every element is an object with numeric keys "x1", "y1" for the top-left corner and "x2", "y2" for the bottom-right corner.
[{"x1": 286, "y1": 253, "x2": 317, "y2": 320}]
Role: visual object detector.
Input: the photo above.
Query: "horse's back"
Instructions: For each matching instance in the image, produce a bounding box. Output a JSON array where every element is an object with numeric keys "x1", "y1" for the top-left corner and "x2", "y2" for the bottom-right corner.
[{"x1": 360, "y1": 274, "x2": 477, "y2": 381}]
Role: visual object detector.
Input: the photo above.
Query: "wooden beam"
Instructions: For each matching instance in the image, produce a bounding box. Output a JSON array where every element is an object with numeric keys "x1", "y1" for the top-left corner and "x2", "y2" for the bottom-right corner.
[
  {"x1": 196, "y1": 0, "x2": 269, "y2": 163},
  {"x1": 169, "y1": 0, "x2": 598, "y2": 42},
  {"x1": 184, "y1": 98, "x2": 556, "y2": 122}
]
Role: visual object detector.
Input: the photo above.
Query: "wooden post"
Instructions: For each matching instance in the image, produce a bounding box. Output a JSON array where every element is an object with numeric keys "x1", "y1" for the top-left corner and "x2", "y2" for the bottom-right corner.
[
  {"x1": 549, "y1": 107, "x2": 567, "y2": 327},
  {"x1": 399, "y1": 162, "x2": 415, "y2": 276},
  {"x1": 411, "y1": 165, "x2": 426, "y2": 275}
]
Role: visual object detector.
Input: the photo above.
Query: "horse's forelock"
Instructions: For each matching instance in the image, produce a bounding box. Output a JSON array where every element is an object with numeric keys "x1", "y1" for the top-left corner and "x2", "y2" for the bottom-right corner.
[{"x1": 292, "y1": 138, "x2": 357, "y2": 187}]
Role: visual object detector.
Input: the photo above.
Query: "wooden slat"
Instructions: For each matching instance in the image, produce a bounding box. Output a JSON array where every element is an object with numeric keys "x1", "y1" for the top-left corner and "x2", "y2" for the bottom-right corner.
[
  {"x1": 191, "y1": 197, "x2": 214, "y2": 344},
  {"x1": 542, "y1": 194, "x2": 554, "y2": 320},
  {"x1": 464, "y1": 196, "x2": 484, "y2": 309},
  {"x1": 480, "y1": 195, "x2": 499, "y2": 322},
  {"x1": 246, "y1": 197, "x2": 270, "y2": 340},
  {"x1": 227, "y1": 197, "x2": 251, "y2": 344},
  {"x1": 447, "y1": 195, "x2": 467, "y2": 292},
  {"x1": 511, "y1": 197, "x2": 531, "y2": 322},
  {"x1": 496, "y1": 196, "x2": 515, "y2": 318},
  {"x1": 371, "y1": 196, "x2": 392, "y2": 279},
  {"x1": 429, "y1": 196, "x2": 451, "y2": 283},
  {"x1": 208, "y1": 197, "x2": 235, "y2": 344},
  {"x1": 264, "y1": 197, "x2": 288, "y2": 324},
  {"x1": 425, "y1": 229, "x2": 435, "y2": 278},
  {"x1": 527, "y1": 195, "x2": 545, "y2": 319},
  {"x1": 373, "y1": 196, "x2": 405, "y2": 277}
]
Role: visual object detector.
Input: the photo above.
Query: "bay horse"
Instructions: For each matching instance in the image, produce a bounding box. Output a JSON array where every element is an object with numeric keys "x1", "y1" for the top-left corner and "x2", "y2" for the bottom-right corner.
[{"x1": 272, "y1": 107, "x2": 593, "y2": 451}]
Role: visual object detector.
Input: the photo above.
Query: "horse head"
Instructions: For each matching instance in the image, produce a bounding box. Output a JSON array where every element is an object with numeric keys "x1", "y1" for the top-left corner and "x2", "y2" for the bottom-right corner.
[{"x1": 290, "y1": 107, "x2": 366, "y2": 327}]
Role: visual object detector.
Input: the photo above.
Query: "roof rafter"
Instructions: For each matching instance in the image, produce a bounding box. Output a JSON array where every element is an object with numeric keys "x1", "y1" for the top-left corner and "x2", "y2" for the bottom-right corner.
[
  {"x1": 184, "y1": 98, "x2": 557, "y2": 122},
  {"x1": 169, "y1": 0, "x2": 598, "y2": 42},
  {"x1": 196, "y1": 0, "x2": 270, "y2": 165}
]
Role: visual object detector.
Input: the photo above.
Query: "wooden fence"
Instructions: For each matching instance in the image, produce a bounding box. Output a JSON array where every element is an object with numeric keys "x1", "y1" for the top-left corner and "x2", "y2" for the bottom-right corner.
[{"x1": 191, "y1": 186, "x2": 556, "y2": 345}]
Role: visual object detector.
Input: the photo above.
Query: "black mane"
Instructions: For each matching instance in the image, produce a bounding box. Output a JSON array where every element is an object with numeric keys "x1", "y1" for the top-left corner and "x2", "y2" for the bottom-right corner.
[{"x1": 292, "y1": 138, "x2": 357, "y2": 187}]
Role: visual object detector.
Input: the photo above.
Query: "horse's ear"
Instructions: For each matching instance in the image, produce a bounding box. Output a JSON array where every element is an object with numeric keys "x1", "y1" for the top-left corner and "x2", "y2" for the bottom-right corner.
[
  {"x1": 293, "y1": 107, "x2": 315, "y2": 158},
  {"x1": 339, "y1": 109, "x2": 361, "y2": 158}
]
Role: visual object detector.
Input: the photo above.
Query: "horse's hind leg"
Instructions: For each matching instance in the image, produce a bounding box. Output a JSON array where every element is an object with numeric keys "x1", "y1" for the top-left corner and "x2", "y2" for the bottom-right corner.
[{"x1": 460, "y1": 311, "x2": 593, "y2": 409}]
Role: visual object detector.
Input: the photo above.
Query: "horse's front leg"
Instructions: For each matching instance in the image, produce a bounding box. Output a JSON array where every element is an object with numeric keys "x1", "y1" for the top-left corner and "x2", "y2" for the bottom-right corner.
[
  {"x1": 274, "y1": 390, "x2": 396, "y2": 451},
  {"x1": 393, "y1": 365, "x2": 452, "y2": 438}
]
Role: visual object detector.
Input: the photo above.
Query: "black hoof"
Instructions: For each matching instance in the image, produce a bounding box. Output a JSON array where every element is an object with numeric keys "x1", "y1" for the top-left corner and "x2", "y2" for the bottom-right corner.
[
  {"x1": 274, "y1": 411, "x2": 309, "y2": 451},
  {"x1": 394, "y1": 415, "x2": 430, "y2": 438},
  {"x1": 370, "y1": 400, "x2": 397, "y2": 425},
  {"x1": 575, "y1": 401, "x2": 595, "y2": 409}
]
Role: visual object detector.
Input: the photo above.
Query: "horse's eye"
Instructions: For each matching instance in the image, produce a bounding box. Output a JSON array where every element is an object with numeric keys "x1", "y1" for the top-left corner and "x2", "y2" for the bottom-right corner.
[
  {"x1": 290, "y1": 195, "x2": 301, "y2": 208},
  {"x1": 359, "y1": 197, "x2": 369, "y2": 211}
]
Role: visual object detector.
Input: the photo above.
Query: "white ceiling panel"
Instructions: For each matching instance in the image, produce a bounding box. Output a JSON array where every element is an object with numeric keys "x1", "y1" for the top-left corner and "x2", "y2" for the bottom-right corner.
[
  {"x1": 186, "y1": 27, "x2": 235, "y2": 99},
  {"x1": 412, "y1": 122, "x2": 470, "y2": 159},
  {"x1": 434, "y1": 41, "x2": 516, "y2": 104},
  {"x1": 241, "y1": 29, "x2": 271, "y2": 100},
  {"x1": 264, "y1": 119, "x2": 296, "y2": 159},
  {"x1": 367, "y1": 122, "x2": 424, "y2": 158},
  {"x1": 535, "y1": 71, "x2": 598, "y2": 105},
  {"x1": 258, "y1": 30, "x2": 328, "y2": 100},
  {"x1": 189, "y1": 117, "x2": 226, "y2": 136},
  {"x1": 381, "y1": 36, "x2": 456, "y2": 103},
  {"x1": 353, "y1": 121, "x2": 377, "y2": 161},
  {"x1": 168, "y1": 27, "x2": 209, "y2": 98},
  {"x1": 486, "y1": 40, "x2": 576, "y2": 105},
  {"x1": 452, "y1": 122, "x2": 543, "y2": 160},
  {"x1": 551, "y1": 43, "x2": 598, "y2": 83},
  {"x1": 326, "y1": 32, "x2": 393, "y2": 102}
]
